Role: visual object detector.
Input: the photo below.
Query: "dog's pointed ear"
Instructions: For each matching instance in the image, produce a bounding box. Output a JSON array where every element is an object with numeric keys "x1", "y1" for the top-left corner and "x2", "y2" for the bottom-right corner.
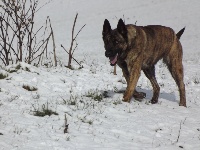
[
  {"x1": 117, "y1": 19, "x2": 127, "y2": 39},
  {"x1": 103, "y1": 19, "x2": 111, "y2": 37}
]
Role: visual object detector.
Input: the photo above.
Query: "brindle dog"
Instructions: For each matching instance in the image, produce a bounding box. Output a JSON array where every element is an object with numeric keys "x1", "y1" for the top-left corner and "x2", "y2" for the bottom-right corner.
[{"x1": 102, "y1": 19, "x2": 186, "y2": 107}]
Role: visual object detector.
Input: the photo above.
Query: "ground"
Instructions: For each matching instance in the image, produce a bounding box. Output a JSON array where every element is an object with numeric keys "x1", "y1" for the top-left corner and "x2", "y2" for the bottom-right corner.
[{"x1": 0, "y1": 0, "x2": 200, "y2": 150}]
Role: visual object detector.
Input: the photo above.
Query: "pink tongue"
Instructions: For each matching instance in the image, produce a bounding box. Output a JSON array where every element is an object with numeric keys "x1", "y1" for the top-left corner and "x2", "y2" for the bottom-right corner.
[{"x1": 110, "y1": 54, "x2": 118, "y2": 65}]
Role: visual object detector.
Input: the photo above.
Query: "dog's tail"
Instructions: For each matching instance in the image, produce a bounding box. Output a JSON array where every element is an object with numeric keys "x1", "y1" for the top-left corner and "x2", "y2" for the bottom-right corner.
[{"x1": 176, "y1": 27, "x2": 185, "y2": 40}]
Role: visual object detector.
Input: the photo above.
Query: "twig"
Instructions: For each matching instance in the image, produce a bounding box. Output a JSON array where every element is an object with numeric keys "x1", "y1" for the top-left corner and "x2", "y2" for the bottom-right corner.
[
  {"x1": 61, "y1": 44, "x2": 82, "y2": 68},
  {"x1": 64, "y1": 114, "x2": 69, "y2": 134},
  {"x1": 48, "y1": 17, "x2": 57, "y2": 67},
  {"x1": 176, "y1": 120, "x2": 182, "y2": 143},
  {"x1": 74, "y1": 24, "x2": 86, "y2": 40}
]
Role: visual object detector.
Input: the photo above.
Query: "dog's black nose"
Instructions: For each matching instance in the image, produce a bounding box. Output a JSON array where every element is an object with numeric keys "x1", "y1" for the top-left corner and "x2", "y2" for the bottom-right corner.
[{"x1": 105, "y1": 51, "x2": 111, "y2": 57}]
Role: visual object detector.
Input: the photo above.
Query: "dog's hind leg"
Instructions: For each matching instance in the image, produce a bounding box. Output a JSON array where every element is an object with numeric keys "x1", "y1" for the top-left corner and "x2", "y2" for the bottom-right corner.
[
  {"x1": 143, "y1": 66, "x2": 160, "y2": 104},
  {"x1": 164, "y1": 46, "x2": 186, "y2": 107},
  {"x1": 165, "y1": 60, "x2": 186, "y2": 107}
]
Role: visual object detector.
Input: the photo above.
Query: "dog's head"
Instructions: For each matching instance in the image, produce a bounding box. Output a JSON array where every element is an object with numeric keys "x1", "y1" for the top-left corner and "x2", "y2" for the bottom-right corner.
[{"x1": 102, "y1": 19, "x2": 129, "y2": 66}]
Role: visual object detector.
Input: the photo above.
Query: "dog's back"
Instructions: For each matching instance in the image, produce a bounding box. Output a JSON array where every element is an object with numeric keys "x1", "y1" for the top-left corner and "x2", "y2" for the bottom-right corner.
[{"x1": 127, "y1": 25, "x2": 182, "y2": 68}]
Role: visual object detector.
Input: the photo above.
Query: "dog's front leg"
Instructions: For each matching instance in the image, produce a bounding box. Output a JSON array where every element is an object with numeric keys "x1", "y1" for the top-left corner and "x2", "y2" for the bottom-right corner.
[
  {"x1": 118, "y1": 61, "x2": 146, "y2": 100},
  {"x1": 123, "y1": 59, "x2": 142, "y2": 103}
]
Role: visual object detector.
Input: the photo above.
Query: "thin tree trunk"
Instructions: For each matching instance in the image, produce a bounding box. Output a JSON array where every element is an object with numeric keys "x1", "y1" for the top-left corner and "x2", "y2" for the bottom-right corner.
[
  {"x1": 114, "y1": 65, "x2": 117, "y2": 75},
  {"x1": 68, "y1": 13, "x2": 78, "y2": 69}
]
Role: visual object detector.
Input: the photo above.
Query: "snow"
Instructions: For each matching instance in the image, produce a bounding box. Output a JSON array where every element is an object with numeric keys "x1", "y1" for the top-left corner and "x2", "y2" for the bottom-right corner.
[{"x1": 1, "y1": 0, "x2": 200, "y2": 149}]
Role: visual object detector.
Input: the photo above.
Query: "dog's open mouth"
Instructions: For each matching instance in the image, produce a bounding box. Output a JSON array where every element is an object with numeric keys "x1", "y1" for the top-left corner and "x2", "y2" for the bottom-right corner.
[{"x1": 109, "y1": 54, "x2": 118, "y2": 66}]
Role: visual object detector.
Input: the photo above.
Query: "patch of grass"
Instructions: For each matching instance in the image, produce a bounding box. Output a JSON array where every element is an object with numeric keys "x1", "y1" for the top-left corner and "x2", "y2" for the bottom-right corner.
[
  {"x1": 65, "y1": 65, "x2": 75, "y2": 70},
  {"x1": 25, "y1": 67, "x2": 31, "y2": 72},
  {"x1": 88, "y1": 120, "x2": 93, "y2": 125},
  {"x1": 8, "y1": 64, "x2": 31, "y2": 73},
  {"x1": 34, "y1": 109, "x2": 58, "y2": 117},
  {"x1": 159, "y1": 83, "x2": 164, "y2": 87},
  {"x1": 32, "y1": 93, "x2": 40, "y2": 99},
  {"x1": 68, "y1": 95, "x2": 78, "y2": 105},
  {"x1": 13, "y1": 126, "x2": 23, "y2": 135},
  {"x1": 0, "y1": 73, "x2": 7, "y2": 79},
  {"x1": 78, "y1": 116, "x2": 93, "y2": 125},
  {"x1": 65, "y1": 65, "x2": 83, "y2": 70},
  {"x1": 78, "y1": 66, "x2": 84, "y2": 70},
  {"x1": 7, "y1": 64, "x2": 21, "y2": 73},
  {"x1": 102, "y1": 91, "x2": 109, "y2": 98},
  {"x1": 118, "y1": 79, "x2": 126, "y2": 84},
  {"x1": 113, "y1": 99, "x2": 122, "y2": 105},
  {"x1": 23, "y1": 85, "x2": 38, "y2": 91},
  {"x1": 193, "y1": 77, "x2": 200, "y2": 84},
  {"x1": 66, "y1": 136, "x2": 70, "y2": 141},
  {"x1": 33, "y1": 103, "x2": 58, "y2": 117},
  {"x1": 85, "y1": 90, "x2": 110, "y2": 102},
  {"x1": 85, "y1": 90, "x2": 103, "y2": 102},
  {"x1": 68, "y1": 101, "x2": 76, "y2": 105},
  {"x1": 93, "y1": 94, "x2": 103, "y2": 102},
  {"x1": 62, "y1": 95, "x2": 78, "y2": 105},
  {"x1": 113, "y1": 87, "x2": 125, "y2": 94},
  {"x1": 7, "y1": 69, "x2": 17, "y2": 73},
  {"x1": 15, "y1": 64, "x2": 21, "y2": 70}
]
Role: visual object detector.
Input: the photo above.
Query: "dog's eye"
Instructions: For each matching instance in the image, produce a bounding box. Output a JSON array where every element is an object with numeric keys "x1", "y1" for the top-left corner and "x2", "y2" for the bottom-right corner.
[{"x1": 114, "y1": 40, "x2": 119, "y2": 44}]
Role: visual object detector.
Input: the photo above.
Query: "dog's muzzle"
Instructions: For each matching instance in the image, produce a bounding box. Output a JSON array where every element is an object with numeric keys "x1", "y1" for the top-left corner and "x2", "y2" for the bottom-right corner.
[
  {"x1": 105, "y1": 50, "x2": 119, "y2": 66},
  {"x1": 109, "y1": 53, "x2": 118, "y2": 66}
]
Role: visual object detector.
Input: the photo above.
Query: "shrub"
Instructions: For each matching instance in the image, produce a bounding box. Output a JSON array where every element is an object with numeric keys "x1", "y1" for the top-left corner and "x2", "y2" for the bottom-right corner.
[
  {"x1": 23, "y1": 85, "x2": 38, "y2": 91},
  {"x1": 33, "y1": 103, "x2": 58, "y2": 117}
]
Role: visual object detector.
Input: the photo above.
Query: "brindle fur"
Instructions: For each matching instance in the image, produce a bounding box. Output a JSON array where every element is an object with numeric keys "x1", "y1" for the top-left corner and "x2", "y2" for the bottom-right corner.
[{"x1": 102, "y1": 19, "x2": 186, "y2": 107}]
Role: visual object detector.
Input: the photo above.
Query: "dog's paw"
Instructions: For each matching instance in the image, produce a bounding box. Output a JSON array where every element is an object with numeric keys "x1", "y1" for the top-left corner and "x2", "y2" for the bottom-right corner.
[
  {"x1": 133, "y1": 91, "x2": 146, "y2": 100},
  {"x1": 179, "y1": 103, "x2": 187, "y2": 107},
  {"x1": 122, "y1": 99, "x2": 130, "y2": 103},
  {"x1": 150, "y1": 99, "x2": 158, "y2": 104},
  {"x1": 122, "y1": 95, "x2": 131, "y2": 103}
]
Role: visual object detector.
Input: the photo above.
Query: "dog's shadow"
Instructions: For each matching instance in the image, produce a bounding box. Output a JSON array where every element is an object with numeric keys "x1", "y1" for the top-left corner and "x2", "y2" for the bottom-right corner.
[
  {"x1": 103, "y1": 87, "x2": 177, "y2": 103},
  {"x1": 139, "y1": 88, "x2": 177, "y2": 102}
]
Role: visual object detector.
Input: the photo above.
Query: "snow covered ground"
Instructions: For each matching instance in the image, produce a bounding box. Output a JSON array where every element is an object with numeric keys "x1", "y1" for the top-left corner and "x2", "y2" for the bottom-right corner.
[{"x1": 1, "y1": 0, "x2": 200, "y2": 149}]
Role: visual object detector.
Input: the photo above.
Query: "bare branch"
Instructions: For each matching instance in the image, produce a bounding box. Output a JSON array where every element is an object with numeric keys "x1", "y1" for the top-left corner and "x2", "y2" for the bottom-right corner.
[
  {"x1": 48, "y1": 17, "x2": 57, "y2": 67},
  {"x1": 67, "y1": 13, "x2": 78, "y2": 68},
  {"x1": 74, "y1": 24, "x2": 86, "y2": 40},
  {"x1": 65, "y1": 13, "x2": 85, "y2": 69},
  {"x1": 61, "y1": 44, "x2": 82, "y2": 68}
]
